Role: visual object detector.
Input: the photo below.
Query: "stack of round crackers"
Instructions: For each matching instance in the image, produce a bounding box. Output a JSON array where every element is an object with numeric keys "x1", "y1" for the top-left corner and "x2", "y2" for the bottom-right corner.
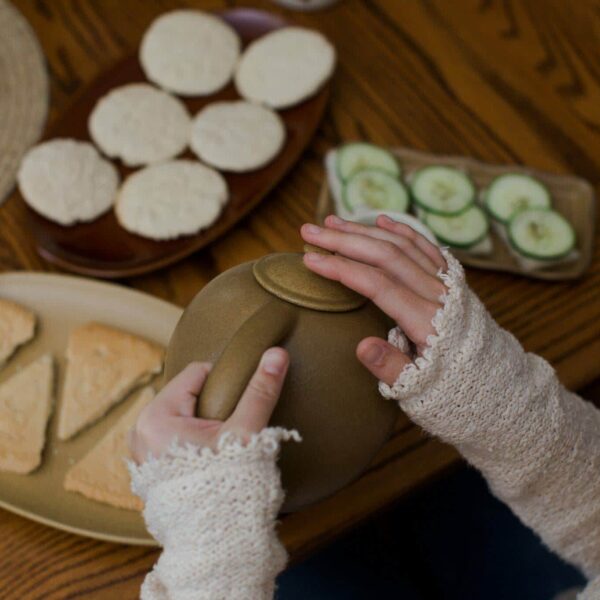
[{"x1": 17, "y1": 9, "x2": 336, "y2": 241}]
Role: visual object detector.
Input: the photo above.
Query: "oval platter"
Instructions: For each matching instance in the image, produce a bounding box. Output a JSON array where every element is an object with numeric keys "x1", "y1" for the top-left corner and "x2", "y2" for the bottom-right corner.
[
  {"x1": 16, "y1": 8, "x2": 330, "y2": 278},
  {"x1": 0, "y1": 272, "x2": 182, "y2": 545}
]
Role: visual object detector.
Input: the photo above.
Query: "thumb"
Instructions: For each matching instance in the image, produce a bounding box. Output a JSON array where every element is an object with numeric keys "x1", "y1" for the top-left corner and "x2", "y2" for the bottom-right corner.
[{"x1": 357, "y1": 337, "x2": 412, "y2": 386}]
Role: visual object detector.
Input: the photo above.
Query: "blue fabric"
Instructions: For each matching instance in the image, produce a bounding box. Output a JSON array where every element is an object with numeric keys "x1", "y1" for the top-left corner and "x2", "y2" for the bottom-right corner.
[{"x1": 276, "y1": 467, "x2": 586, "y2": 599}]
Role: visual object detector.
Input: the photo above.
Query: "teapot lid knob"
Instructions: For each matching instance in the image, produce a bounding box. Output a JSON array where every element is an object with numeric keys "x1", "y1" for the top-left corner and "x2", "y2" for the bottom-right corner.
[{"x1": 253, "y1": 252, "x2": 366, "y2": 312}]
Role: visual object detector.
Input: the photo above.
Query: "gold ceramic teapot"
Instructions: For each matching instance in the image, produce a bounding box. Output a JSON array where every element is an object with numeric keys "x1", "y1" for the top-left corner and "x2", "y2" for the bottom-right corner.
[{"x1": 165, "y1": 252, "x2": 398, "y2": 512}]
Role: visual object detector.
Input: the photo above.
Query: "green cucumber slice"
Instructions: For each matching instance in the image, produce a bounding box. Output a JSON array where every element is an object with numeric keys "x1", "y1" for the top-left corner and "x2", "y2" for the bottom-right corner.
[
  {"x1": 484, "y1": 174, "x2": 551, "y2": 223},
  {"x1": 343, "y1": 169, "x2": 409, "y2": 213},
  {"x1": 425, "y1": 205, "x2": 489, "y2": 248},
  {"x1": 336, "y1": 143, "x2": 400, "y2": 181},
  {"x1": 508, "y1": 208, "x2": 575, "y2": 260},
  {"x1": 410, "y1": 166, "x2": 475, "y2": 215}
]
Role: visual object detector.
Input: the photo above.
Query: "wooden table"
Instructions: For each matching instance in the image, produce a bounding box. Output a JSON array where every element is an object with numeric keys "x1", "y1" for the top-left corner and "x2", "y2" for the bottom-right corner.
[{"x1": 1, "y1": 0, "x2": 599, "y2": 597}]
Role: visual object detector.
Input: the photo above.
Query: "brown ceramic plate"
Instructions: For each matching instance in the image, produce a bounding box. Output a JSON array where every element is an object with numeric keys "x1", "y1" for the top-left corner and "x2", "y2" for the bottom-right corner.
[
  {"x1": 19, "y1": 9, "x2": 330, "y2": 279},
  {"x1": 0, "y1": 273, "x2": 181, "y2": 545},
  {"x1": 317, "y1": 146, "x2": 596, "y2": 281}
]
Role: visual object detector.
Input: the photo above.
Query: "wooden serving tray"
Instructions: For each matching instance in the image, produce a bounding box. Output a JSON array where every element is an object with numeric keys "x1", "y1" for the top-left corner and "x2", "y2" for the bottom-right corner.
[
  {"x1": 0, "y1": 273, "x2": 182, "y2": 545},
  {"x1": 317, "y1": 147, "x2": 596, "y2": 281},
  {"x1": 18, "y1": 8, "x2": 330, "y2": 279}
]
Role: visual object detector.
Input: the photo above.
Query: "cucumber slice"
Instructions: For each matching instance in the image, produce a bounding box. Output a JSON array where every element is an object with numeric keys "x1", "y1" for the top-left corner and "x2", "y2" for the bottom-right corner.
[
  {"x1": 425, "y1": 205, "x2": 489, "y2": 248},
  {"x1": 410, "y1": 166, "x2": 475, "y2": 215},
  {"x1": 508, "y1": 208, "x2": 575, "y2": 260},
  {"x1": 484, "y1": 174, "x2": 551, "y2": 223},
  {"x1": 336, "y1": 143, "x2": 400, "y2": 181},
  {"x1": 343, "y1": 169, "x2": 409, "y2": 213}
]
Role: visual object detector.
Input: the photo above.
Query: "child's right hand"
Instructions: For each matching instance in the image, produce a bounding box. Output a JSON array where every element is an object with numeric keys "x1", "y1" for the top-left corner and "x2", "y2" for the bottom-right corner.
[
  {"x1": 301, "y1": 215, "x2": 448, "y2": 388},
  {"x1": 128, "y1": 347, "x2": 289, "y2": 464}
]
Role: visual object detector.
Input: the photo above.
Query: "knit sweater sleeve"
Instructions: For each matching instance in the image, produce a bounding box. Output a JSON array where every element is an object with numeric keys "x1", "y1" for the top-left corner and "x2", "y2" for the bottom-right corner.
[
  {"x1": 380, "y1": 250, "x2": 600, "y2": 589},
  {"x1": 128, "y1": 427, "x2": 300, "y2": 600}
]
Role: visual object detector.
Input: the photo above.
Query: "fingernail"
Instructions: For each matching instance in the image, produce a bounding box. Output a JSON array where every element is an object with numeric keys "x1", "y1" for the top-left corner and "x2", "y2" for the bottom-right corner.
[
  {"x1": 363, "y1": 343, "x2": 387, "y2": 366},
  {"x1": 328, "y1": 215, "x2": 343, "y2": 225},
  {"x1": 262, "y1": 348, "x2": 286, "y2": 375},
  {"x1": 304, "y1": 224, "x2": 321, "y2": 235},
  {"x1": 304, "y1": 252, "x2": 325, "y2": 262},
  {"x1": 379, "y1": 214, "x2": 393, "y2": 223}
]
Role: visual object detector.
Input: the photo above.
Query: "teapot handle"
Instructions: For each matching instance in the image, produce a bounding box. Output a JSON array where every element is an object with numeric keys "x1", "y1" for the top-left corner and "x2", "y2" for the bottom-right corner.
[{"x1": 195, "y1": 299, "x2": 297, "y2": 420}]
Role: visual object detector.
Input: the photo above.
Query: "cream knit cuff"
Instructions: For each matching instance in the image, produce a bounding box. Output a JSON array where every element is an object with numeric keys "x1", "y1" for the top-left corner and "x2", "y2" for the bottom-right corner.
[
  {"x1": 377, "y1": 248, "x2": 557, "y2": 458},
  {"x1": 129, "y1": 427, "x2": 300, "y2": 600},
  {"x1": 578, "y1": 576, "x2": 600, "y2": 600},
  {"x1": 379, "y1": 247, "x2": 474, "y2": 402}
]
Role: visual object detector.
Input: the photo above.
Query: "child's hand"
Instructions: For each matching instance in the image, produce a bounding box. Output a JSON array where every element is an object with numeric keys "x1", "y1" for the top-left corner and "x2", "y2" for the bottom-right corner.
[
  {"x1": 301, "y1": 215, "x2": 447, "y2": 387},
  {"x1": 129, "y1": 347, "x2": 289, "y2": 464}
]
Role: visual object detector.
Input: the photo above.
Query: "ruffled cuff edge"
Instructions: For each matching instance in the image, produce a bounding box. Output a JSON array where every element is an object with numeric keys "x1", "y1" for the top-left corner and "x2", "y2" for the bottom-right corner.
[
  {"x1": 128, "y1": 427, "x2": 301, "y2": 500},
  {"x1": 379, "y1": 248, "x2": 467, "y2": 401}
]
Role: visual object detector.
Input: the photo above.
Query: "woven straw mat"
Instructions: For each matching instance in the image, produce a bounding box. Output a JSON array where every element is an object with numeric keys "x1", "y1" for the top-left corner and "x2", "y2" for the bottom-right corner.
[{"x1": 0, "y1": 0, "x2": 48, "y2": 204}]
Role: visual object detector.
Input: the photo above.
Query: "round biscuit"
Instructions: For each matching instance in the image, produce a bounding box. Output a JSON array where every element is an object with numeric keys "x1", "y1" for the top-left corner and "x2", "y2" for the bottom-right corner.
[
  {"x1": 190, "y1": 100, "x2": 285, "y2": 172},
  {"x1": 89, "y1": 83, "x2": 190, "y2": 167},
  {"x1": 116, "y1": 160, "x2": 228, "y2": 241},
  {"x1": 17, "y1": 139, "x2": 118, "y2": 226},
  {"x1": 234, "y1": 27, "x2": 335, "y2": 109},
  {"x1": 140, "y1": 10, "x2": 240, "y2": 96}
]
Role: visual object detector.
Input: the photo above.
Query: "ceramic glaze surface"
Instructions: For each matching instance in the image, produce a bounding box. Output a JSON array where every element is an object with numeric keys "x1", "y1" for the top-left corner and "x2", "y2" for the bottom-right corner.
[
  {"x1": 165, "y1": 255, "x2": 398, "y2": 512},
  {"x1": 253, "y1": 253, "x2": 365, "y2": 311}
]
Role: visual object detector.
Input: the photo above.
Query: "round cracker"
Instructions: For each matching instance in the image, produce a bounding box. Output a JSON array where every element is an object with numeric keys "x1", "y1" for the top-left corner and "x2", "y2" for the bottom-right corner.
[
  {"x1": 116, "y1": 160, "x2": 228, "y2": 241},
  {"x1": 17, "y1": 139, "x2": 118, "y2": 226},
  {"x1": 89, "y1": 83, "x2": 190, "y2": 167},
  {"x1": 140, "y1": 10, "x2": 240, "y2": 96},
  {"x1": 190, "y1": 100, "x2": 286, "y2": 172},
  {"x1": 234, "y1": 27, "x2": 335, "y2": 109}
]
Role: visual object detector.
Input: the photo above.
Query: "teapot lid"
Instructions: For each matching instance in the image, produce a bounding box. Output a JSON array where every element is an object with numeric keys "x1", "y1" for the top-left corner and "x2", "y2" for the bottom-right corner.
[{"x1": 253, "y1": 251, "x2": 366, "y2": 312}]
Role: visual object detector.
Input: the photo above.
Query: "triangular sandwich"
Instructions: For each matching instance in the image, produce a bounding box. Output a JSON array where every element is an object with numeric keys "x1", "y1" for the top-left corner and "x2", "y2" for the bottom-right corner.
[
  {"x1": 0, "y1": 354, "x2": 54, "y2": 473},
  {"x1": 64, "y1": 386, "x2": 154, "y2": 510},
  {"x1": 57, "y1": 323, "x2": 163, "y2": 440},
  {"x1": 0, "y1": 298, "x2": 36, "y2": 368}
]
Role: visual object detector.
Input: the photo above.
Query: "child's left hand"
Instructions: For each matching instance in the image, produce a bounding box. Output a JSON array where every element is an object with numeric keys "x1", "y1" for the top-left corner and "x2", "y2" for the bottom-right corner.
[{"x1": 300, "y1": 215, "x2": 448, "y2": 387}]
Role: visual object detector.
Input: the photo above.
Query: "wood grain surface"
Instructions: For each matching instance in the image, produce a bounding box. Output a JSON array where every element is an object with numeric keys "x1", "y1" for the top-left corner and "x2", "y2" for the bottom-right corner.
[{"x1": 1, "y1": 0, "x2": 599, "y2": 597}]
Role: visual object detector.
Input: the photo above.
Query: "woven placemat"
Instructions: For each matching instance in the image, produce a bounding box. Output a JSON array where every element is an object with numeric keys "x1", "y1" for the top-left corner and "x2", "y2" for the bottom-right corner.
[{"x1": 0, "y1": 0, "x2": 48, "y2": 204}]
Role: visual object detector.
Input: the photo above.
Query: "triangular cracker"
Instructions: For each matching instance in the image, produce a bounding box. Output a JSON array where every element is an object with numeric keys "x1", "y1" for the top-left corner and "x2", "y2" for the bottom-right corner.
[
  {"x1": 64, "y1": 386, "x2": 154, "y2": 510},
  {"x1": 57, "y1": 323, "x2": 163, "y2": 441},
  {"x1": 0, "y1": 298, "x2": 36, "y2": 368},
  {"x1": 0, "y1": 354, "x2": 54, "y2": 474}
]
